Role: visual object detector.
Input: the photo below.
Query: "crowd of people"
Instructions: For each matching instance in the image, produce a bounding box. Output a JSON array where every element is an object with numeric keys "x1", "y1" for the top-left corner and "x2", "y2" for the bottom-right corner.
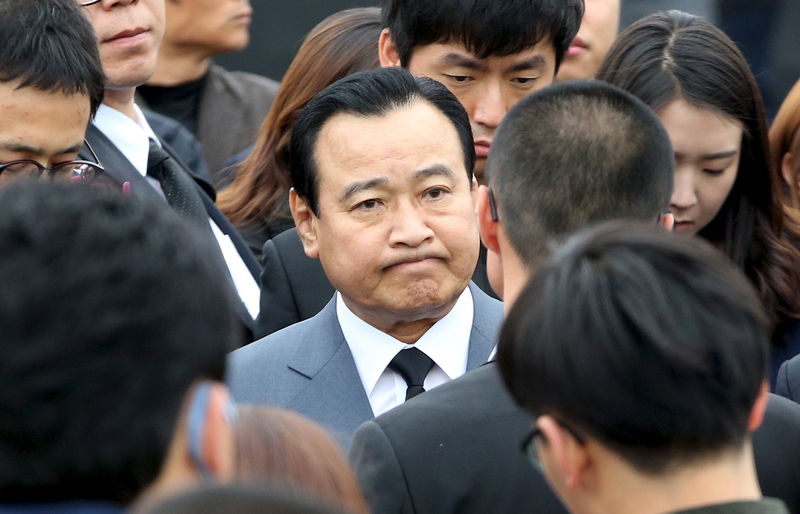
[{"x1": 2, "y1": 0, "x2": 800, "y2": 513}]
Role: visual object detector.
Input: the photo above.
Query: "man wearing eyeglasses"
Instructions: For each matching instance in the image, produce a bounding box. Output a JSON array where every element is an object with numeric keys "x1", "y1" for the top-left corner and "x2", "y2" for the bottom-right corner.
[
  {"x1": 78, "y1": 0, "x2": 261, "y2": 343},
  {"x1": 498, "y1": 222, "x2": 788, "y2": 514},
  {"x1": 0, "y1": 0, "x2": 104, "y2": 187}
]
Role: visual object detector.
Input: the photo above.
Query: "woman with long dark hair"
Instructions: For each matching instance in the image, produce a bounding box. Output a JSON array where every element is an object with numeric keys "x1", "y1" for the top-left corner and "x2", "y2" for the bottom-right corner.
[
  {"x1": 597, "y1": 10, "x2": 800, "y2": 383},
  {"x1": 217, "y1": 8, "x2": 382, "y2": 259}
]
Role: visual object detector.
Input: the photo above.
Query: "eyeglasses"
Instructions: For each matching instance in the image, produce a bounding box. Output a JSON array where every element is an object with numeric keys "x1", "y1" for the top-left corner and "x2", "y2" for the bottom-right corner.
[
  {"x1": 520, "y1": 420, "x2": 586, "y2": 472},
  {"x1": 0, "y1": 140, "x2": 105, "y2": 184},
  {"x1": 78, "y1": 0, "x2": 102, "y2": 6}
]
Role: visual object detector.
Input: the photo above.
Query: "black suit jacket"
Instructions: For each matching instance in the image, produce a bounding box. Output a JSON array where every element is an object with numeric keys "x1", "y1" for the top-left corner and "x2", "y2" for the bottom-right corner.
[
  {"x1": 349, "y1": 363, "x2": 800, "y2": 514},
  {"x1": 254, "y1": 228, "x2": 498, "y2": 340},
  {"x1": 82, "y1": 123, "x2": 261, "y2": 345},
  {"x1": 776, "y1": 354, "x2": 800, "y2": 402}
]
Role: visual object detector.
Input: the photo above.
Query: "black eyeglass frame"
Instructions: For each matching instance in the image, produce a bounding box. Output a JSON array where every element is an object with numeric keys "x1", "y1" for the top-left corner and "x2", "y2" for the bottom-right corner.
[
  {"x1": 79, "y1": 0, "x2": 102, "y2": 6},
  {"x1": 0, "y1": 140, "x2": 105, "y2": 182}
]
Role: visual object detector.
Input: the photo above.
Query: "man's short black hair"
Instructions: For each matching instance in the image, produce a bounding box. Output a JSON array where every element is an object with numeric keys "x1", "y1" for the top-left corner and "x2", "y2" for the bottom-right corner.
[
  {"x1": 499, "y1": 222, "x2": 769, "y2": 474},
  {"x1": 383, "y1": 0, "x2": 584, "y2": 69},
  {"x1": 290, "y1": 66, "x2": 474, "y2": 216},
  {"x1": 0, "y1": 183, "x2": 239, "y2": 503},
  {"x1": 487, "y1": 80, "x2": 674, "y2": 268},
  {"x1": 0, "y1": 0, "x2": 105, "y2": 115}
]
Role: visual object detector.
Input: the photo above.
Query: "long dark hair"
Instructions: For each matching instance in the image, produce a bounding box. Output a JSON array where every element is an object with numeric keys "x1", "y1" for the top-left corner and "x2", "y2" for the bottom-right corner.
[
  {"x1": 217, "y1": 8, "x2": 382, "y2": 226},
  {"x1": 596, "y1": 10, "x2": 800, "y2": 333}
]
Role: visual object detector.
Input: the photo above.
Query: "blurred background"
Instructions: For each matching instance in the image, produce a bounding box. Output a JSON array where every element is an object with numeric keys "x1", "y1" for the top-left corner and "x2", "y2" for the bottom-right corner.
[{"x1": 219, "y1": 0, "x2": 799, "y2": 119}]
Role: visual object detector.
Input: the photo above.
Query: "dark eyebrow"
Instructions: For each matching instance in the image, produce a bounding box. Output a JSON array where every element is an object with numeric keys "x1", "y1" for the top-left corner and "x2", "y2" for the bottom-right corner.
[
  {"x1": 415, "y1": 164, "x2": 455, "y2": 181},
  {"x1": 340, "y1": 177, "x2": 389, "y2": 203},
  {"x1": 506, "y1": 55, "x2": 548, "y2": 73},
  {"x1": 438, "y1": 53, "x2": 486, "y2": 72},
  {"x1": 0, "y1": 140, "x2": 83, "y2": 157},
  {"x1": 674, "y1": 149, "x2": 739, "y2": 161}
]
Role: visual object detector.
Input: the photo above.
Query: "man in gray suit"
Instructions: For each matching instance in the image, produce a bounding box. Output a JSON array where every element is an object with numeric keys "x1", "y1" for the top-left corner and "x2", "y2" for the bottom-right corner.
[{"x1": 228, "y1": 67, "x2": 502, "y2": 446}]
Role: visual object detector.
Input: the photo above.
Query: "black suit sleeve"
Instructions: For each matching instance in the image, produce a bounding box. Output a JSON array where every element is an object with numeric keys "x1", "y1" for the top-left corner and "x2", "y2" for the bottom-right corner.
[
  {"x1": 254, "y1": 237, "x2": 302, "y2": 339},
  {"x1": 350, "y1": 420, "x2": 415, "y2": 514}
]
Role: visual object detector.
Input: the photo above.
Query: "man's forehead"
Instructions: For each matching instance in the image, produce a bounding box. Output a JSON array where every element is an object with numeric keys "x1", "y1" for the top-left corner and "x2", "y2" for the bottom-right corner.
[
  {"x1": 410, "y1": 39, "x2": 556, "y2": 66},
  {"x1": 314, "y1": 103, "x2": 464, "y2": 176}
]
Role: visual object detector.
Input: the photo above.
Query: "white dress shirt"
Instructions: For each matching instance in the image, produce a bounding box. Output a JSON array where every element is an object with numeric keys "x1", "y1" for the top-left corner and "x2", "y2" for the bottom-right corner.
[
  {"x1": 93, "y1": 104, "x2": 260, "y2": 318},
  {"x1": 337, "y1": 287, "x2": 474, "y2": 417}
]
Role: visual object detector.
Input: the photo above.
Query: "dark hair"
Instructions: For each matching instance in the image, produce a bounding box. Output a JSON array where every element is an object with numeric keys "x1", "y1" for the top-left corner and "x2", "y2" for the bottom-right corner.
[
  {"x1": 218, "y1": 8, "x2": 382, "y2": 228},
  {"x1": 0, "y1": 0, "x2": 105, "y2": 115},
  {"x1": 498, "y1": 221, "x2": 769, "y2": 474},
  {"x1": 135, "y1": 484, "x2": 346, "y2": 514},
  {"x1": 596, "y1": 10, "x2": 800, "y2": 333},
  {"x1": 0, "y1": 183, "x2": 238, "y2": 503},
  {"x1": 290, "y1": 66, "x2": 474, "y2": 216},
  {"x1": 235, "y1": 406, "x2": 369, "y2": 514},
  {"x1": 383, "y1": 0, "x2": 584, "y2": 70},
  {"x1": 487, "y1": 79, "x2": 674, "y2": 267}
]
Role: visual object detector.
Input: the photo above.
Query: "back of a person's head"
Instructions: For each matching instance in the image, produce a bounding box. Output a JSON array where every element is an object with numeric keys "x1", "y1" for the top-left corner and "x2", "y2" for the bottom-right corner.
[
  {"x1": 382, "y1": 0, "x2": 583, "y2": 69},
  {"x1": 135, "y1": 484, "x2": 347, "y2": 514},
  {"x1": 235, "y1": 406, "x2": 368, "y2": 514},
  {"x1": 499, "y1": 221, "x2": 769, "y2": 473},
  {"x1": 488, "y1": 80, "x2": 674, "y2": 268},
  {"x1": 0, "y1": 183, "x2": 238, "y2": 503},
  {"x1": 0, "y1": 0, "x2": 105, "y2": 114}
]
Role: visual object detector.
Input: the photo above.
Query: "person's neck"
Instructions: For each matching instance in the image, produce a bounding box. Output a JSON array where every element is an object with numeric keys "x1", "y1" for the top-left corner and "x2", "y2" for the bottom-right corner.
[
  {"x1": 591, "y1": 448, "x2": 761, "y2": 514},
  {"x1": 342, "y1": 296, "x2": 457, "y2": 344},
  {"x1": 103, "y1": 88, "x2": 139, "y2": 121},
  {"x1": 149, "y1": 43, "x2": 210, "y2": 86}
]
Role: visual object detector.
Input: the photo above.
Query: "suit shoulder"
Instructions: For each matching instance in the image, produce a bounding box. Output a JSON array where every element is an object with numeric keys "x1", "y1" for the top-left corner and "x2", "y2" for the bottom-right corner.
[
  {"x1": 209, "y1": 65, "x2": 279, "y2": 102},
  {"x1": 372, "y1": 364, "x2": 514, "y2": 433}
]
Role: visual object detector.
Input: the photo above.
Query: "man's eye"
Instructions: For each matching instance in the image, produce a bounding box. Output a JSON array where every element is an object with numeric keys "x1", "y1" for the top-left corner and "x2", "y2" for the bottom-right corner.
[
  {"x1": 512, "y1": 77, "x2": 538, "y2": 85},
  {"x1": 425, "y1": 187, "x2": 449, "y2": 200},
  {"x1": 356, "y1": 199, "x2": 380, "y2": 210},
  {"x1": 444, "y1": 74, "x2": 473, "y2": 84}
]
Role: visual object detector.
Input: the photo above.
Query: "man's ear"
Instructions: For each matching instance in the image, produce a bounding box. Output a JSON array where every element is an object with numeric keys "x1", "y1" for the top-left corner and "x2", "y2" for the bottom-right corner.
[
  {"x1": 660, "y1": 212, "x2": 675, "y2": 232},
  {"x1": 290, "y1": 188, "x2": 320, "y2": 259},
  {"x1": 379, "y1": 29, "x2": 402, "y2": 67},
  {"x1": 747, "y1": 381, "x2": 770, "y2": 432},
  {"x1": 538, "y1": 416, "x2": 591, "y2": 490},
  {"x1": 477, "y1": 185, "x2": 501, "y2": 254},
  {"x1": 199, "y1": 383, "x2": 236, "y2": 481}
]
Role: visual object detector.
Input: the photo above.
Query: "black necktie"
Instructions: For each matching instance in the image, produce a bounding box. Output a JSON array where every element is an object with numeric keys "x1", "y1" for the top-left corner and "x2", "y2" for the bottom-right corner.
[
  {"x1": 147, "y1": 139, "x2": 208, "y2": 228},
  {"x1": 388, "y1": 348, "x2": 435, "y2": 401}
]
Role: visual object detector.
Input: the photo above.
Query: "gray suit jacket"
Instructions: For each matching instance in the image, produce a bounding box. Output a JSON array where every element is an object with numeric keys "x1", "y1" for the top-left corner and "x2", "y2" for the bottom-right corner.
[{"x1": 228, "y1": 282, "x2": 502, "y2": 448}]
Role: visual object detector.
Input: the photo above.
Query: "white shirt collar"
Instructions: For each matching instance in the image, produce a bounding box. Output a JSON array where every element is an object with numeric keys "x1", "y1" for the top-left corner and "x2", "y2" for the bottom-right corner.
[
  {"x1": 337, "y1": 287, "x2": 474, "y2": 397},
  {"x1": 93, "y1": 103, "x2": 160, "y2": 177}
]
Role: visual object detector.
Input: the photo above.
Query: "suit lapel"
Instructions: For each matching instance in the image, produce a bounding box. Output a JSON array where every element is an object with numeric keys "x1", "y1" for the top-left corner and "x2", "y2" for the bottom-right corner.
[
  {"x1": 466, "y1": 282, "x2": 503, "y2": 370},
  {"x1": 285, "y1": 299, "x2": 374, "y2": 439}
]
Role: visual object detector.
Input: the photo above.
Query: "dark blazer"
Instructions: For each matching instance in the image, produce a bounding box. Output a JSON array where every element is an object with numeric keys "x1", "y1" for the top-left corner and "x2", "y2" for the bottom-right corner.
[
  {"x1": 350, "y1": 362, "x2": 800, "y2": 514},
  {"x1": 776, "y1": 353, "x2": 800, "y2": 402},
  {"x1": 229, "y1": 283, "x2": 503, "y2": 450},
  {"x1": 138, "y1": 64, "x2": 279, "y2": 180},
  {"x1": 254, "y1": 228, "x2": 498, "y2": 339},
  {"x1": 82, "y1": 123, "x2": 261, "y2": 345}
]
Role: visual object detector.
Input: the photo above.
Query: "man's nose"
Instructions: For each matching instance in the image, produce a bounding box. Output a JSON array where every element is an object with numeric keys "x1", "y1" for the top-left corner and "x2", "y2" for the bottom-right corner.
[
  {"x1": 388, "y1": 203, "x2": 435, "y2": 247},
  {"x1": 472, "y1": 82, "x2": 506, "y2": 129}
]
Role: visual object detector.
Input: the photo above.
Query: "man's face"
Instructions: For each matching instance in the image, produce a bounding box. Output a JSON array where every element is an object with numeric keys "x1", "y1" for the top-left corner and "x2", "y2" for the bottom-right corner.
[
  {"x1": 164, "y1": 0, "x2": 252, "y2": 56},
  {"x1": 556, "y1": 0, "x2": 621, "y2": 82},
  {"x1": 294, "y1": 100, "x2": 480, "y2": 328},
  {"x1": 81, "y1": 0, "x2": 165, "y2": 89},
  {"x1": 386, "y1": 39, "x2": 556, "y2": 183},
  {"x1": 0, "y1": 81, "x2": 91, "y2": 186}
]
